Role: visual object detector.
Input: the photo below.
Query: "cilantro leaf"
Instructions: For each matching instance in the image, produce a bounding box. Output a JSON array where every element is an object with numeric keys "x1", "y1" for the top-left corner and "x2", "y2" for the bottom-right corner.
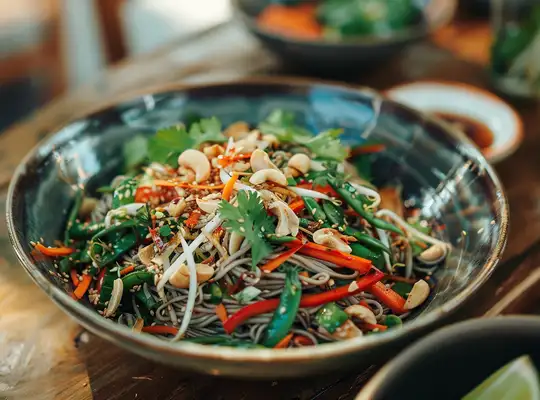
[
  {"x1": 258, "y1": 109, "x2": 312, "y2": 143},
  {"x1": 305, "y1": 129, "x2": 348, "y2": 161},
  {"x1": 123, "y1": 134, "x2": 148, "y2": 171},
  {"x1": 189, "y1": 117, "x2": 227, "y2": 145},
  {"x1": 148, "y1": 125, "x2": 194, "y2": 166},
  {"x1": 218, "y1": 191, "x2": 275, "y2": 269}
]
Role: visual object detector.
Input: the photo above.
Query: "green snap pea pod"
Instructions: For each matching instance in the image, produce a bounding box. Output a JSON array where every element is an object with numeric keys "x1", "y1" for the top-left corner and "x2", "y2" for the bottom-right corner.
[
  {"x1": 315, "y1": 302, "x2": 349, "y2": 333},
  {"x1": 208, "y1": 283, "x2": 223, "y2": 305},
  {"x1": 134, "y1": 283, "x2": 160, "y2": 309},
  {"x1": 184, "y1": 336, "x2": 265, "y2": 349},
  {"x1": 122, "y1": 271, "x2": 155, "y2": 291},
  {"x1": 345, "y1": 229, "x2": 390, "y2": 254},
  {"x1": 384, "y1": 315, "x2": 403, "y2": 328},
  {"x1": 350, "y1": 243, "x2": 385, "y2": 270},
  {"x1": 302, "y1": 197, "x2": 327, "y2": 223},
  {"x1": 322, "y1": 200, "x2": 346, "y2": 229},
  {"x1": 112, "y1": 177, "x2": 138, "y2": 208},
  {"x1": 263, "y1": 267, "x2": 302, "y2": 347},
  {"x1": 58, "y1": 257, "x2": 74, "y2": 275},
  {"x1": 64, "y1": 189, "x2": 84, "y2": 244},
  {"x1": 91, "y1": 219, "x2": 138, "y2": 242},
  {"x1": 390, "y1": 282, "x2": 412, "y2": 299},
  {"x1": 267, "y1": 234, "x2": 297, "y2": 244},
  {"x1": 98, "y1": 270, "x2": 118, "y2": 307},
  {"x1": 69, "y1": 221, "x2": 106, "y2": 239},
  {"x1": 327, "y1": 178, "x2": 403, "y2": 235},
  {"x1": 97, "y1": 232, "x2": 139, "y2": 267}
]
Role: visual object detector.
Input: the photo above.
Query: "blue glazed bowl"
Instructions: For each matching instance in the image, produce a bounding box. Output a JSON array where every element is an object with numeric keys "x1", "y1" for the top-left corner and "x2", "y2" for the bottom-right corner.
[{"x1": 6, "y1": 78, "x2": 508, "y2": 378}]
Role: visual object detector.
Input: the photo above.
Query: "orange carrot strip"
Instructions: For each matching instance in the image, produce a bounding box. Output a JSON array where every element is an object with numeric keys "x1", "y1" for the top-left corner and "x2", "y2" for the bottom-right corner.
[
  {"x1": 185, "y1": 210, "x2": 202, "y2": 228},
  {"x1": 261, "y1": 241, "x2": 305, "y2": 273},
  {"x1": 288, "y1": 198, "x2": 305, "y2": 214},
  {"x1": 120, "y1": 265, "x2": 135, "y2": 276},
  {"x1": 215, "y1": 303, "x2": 228, "y2": 324},
  {"x1": 153, "y1": 180, "x2": 225, "y2": 190},
  {"x1": 73, "y1": 274, "x2": 93, "y2": 299},
  {"x1": 34, "y1": 243, "x2": 74, "y2": 257},
  {"x1": 274, "y1": 332, "x2": 294, "y2": 349},
  {"x1": 369, "y1": 281, "x2": 406, "y2": 314},
  {"x1": 70, "y1": 269, "x2": 79, "y2": 287},
  {"x1": 222, "y1": 172, "x2": 239, "y2": 201},
  {"x1": 142, "y1": 325, "x2": 179, "y2": 336},
  {"x1": 299, "y1": 271, "x2": 309, "y2": 279}
]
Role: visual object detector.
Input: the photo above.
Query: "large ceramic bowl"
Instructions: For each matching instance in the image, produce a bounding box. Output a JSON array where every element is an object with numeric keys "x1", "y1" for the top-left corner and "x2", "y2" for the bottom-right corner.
[
  {"x1": 6, "y1": 78, "x2": 507, "y2": 378},
  {"x1": 356, "y1": 316, "x2": 540, "y2": 399},
  {"x1": 232, "y1": 0, "x2": 457, "y2": 71}
]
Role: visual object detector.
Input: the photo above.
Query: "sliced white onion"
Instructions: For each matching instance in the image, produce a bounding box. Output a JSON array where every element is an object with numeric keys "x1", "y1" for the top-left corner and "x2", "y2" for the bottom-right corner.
[
  {"x1": 349, "y1": 182, "x2": 381, "y2": 208},
  {"x1": 172, "y1": 235, "x2": 198, "y2": 341},
  {"x1": 105, "y1": 203, "x2": 145, "y2": 228},
  {"x1": 375, "y1": 209, "x2": 451, "y2": 250},
  {"x1": 288, "y1": 186, "x2": 332, "y2": 200},
  {"x1": 376, "y1": 228, "x2": 393, "y2": 274},
  {"x1": 309, "y1": 160, "x2": 326, "y2": 171},
  {"x1": 104, "y1": 278, "x2": 123, "y2": 317},
  {"x1": 157, "y1": 215, "x2": 222, "y2": 290}
]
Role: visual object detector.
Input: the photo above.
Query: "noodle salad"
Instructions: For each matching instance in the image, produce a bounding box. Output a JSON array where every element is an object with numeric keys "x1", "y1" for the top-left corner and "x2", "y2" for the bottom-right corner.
[{"x1": 33, "y1": 110, "x2": 449, "y2": 349}]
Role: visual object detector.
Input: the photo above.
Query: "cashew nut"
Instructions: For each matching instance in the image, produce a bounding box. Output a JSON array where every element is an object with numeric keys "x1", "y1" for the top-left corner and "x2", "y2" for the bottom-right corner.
[
  {"x1": 203, "y1": 144, "x2": 224, "y2": 159},
  {"x1": 262, "y1": 134, "x2": 279, "y2": 147},
  {"x1": 169, "y1": 263, "x2": 215, "y2": 288},
  {"x1": 288, "y1": 154, "x2": 311, "y2": 176},
  {"x1": 138, "y1": 244, "x2": 155, "y2": 266},
  {"x1": 404, "y1": 279, "x2": 430, "y2": 310},
  {"x1": 269, "y1": 200, "x2": 299, "y2": 237},
  {"x1": 329, "y1": 320, "x2": 363, "y2": 340},
  {"x1": 196, "y1": 193, "x2": 221, "y2": 214},
  {"x1": 313, "y1": 228, "x2": 352, "y2": 253},
  {"x1": 345, "y1": 305, "x2": 377, "y2": 325},
  {"x1": 229, "y1": 161, "x2": 251, "y2": 172},
  {"x1": 249, "y1": 169, "x2": 287, "y2": 186},
  {"x1": 167, "y1": 198, "x2": 187, "y2": 217},
  {"x1": 229, "y1": 231, "x2": 245, "y2": 254},
  {"x1": 177, "y1": 149, "x2": 211, "y2": 182},
  {"x1": 418, "y1": 243, "x2": 447, "y2": 265},
  {"x1": 224, "y1": 121, "x2": 250, "y2": 140},
  {"x1": 250, "y1": 149, "x2": 278, "y2": 172}
]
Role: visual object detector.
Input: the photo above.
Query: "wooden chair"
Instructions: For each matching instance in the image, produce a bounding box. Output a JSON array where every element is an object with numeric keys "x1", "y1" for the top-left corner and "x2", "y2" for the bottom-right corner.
[
  {"x1": 94, "y1": 0, "x2": 128, "y2": 64},
  {"x1": 0, "y1": 0, "x2": 66, "y2": 100}
]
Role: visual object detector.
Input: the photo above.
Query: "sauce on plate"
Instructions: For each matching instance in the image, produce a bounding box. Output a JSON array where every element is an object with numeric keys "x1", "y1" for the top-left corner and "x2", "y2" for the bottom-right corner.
[{"x1": 433, "y1": 112, "x2": 494, "y2": 150}]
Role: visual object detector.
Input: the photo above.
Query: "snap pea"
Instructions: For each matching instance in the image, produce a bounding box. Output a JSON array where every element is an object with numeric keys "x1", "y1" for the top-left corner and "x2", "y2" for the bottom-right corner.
[
  {"x1": 267, "y1": 234, "x2": 297, "y2": 244},
  {"x1": 58, "y1": 257, "x2": 74, "y2": 275},
  {"x1": 302, "y1": 197, "x2": 327, "y2": 223},
  {"x1": 69, "y1": 221, "x2": 106, "y2": 239},
  {"x1": 347, "y1": 229, "x2": 391, "y2": 255},
  {"x1": 315, "y1": 302, "x2": 348, "y2": 334},
  {"x1": 122, "y1": 271, "x2": 155, "y2": 291},
  {"x1": 96, "y1": 232, "x2": 139, "y2": 267},
  {"x1": 134, "y1": 283, "x2": 160, "y2": 309},
  {"x1": 98, "y1": 270, "x2": 118, "y2": 307},
  {"x1": 112, "y1": 177, "x2": 138, "y2": 208},
  {"x1": 390, "y1": 282, "x2": 412, "y2": 299},
  {"x1": 327, "y1": 177, "x2": 403, "y2": 235},
  {"x1": 384, "y1": 315, "x2": 403, "y2": 328},
  {"x1": 322, "y1": 200, "x2": 346, "y2": 229},
  {"x1": 91, "y1": 219, "x2": 138, "y2": 242},
  {"x1": 64, "y1": 189, "x2": 84, "y2": 244},
  {"x1": 208, "y1": 283, "x2": 223, "y2": 305},
  {"x1": 350, "y1": 243, "x2": 385, "y2": 270},
  {"x1": 263, "y1": 267, "x2": 302, "y2": 347}
]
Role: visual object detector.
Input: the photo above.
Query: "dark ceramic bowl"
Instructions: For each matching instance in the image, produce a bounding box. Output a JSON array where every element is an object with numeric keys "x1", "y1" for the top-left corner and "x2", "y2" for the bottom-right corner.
[
  {"x1": 6, "y1": 78, "x2": 507, "y2": 378},
  {"x1": 357, "y1": 316, "x2": 540, "y2": 400},
  {"x1": 232, "y1": 0, "x2": 457, "y2": 72}
]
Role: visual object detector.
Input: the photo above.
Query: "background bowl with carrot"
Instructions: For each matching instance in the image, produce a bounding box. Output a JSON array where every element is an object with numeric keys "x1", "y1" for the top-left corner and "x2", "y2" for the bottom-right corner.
[
  {"x1": 232, "y1": 0, "x2": 457, "y2": 71},
  {"x1": 7, "y1": 78, "x2": 507, "y2": 377}
]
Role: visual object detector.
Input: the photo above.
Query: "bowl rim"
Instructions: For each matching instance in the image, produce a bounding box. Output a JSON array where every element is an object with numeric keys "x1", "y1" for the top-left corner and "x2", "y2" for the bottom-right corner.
[
  {"x1": 6, "y1": 76, "x2": 509, "y2": 365},
  {"x1": 355, "y1": 316, "x2": 540, "y2": 399},
  {"x1": 231, "y1": 0, "x2": 456, "y2": 47}
]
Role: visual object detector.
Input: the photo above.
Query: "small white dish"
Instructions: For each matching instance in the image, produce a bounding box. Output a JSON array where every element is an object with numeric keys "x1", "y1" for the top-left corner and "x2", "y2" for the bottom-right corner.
[{"x1": 386, "y1": 81, "x2": 523, "y2": 163}]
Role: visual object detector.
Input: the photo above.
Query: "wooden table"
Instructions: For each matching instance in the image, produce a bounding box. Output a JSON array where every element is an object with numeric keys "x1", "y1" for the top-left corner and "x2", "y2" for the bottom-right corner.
[{"x1": 1, "y1": 19, "x2": 540, "y2": 400}]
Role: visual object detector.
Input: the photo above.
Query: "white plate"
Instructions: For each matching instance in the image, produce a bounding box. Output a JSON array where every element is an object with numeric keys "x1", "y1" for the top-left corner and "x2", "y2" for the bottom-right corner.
[{"x1": 386, "y1": 81, "x2": 523, "y2": 163}]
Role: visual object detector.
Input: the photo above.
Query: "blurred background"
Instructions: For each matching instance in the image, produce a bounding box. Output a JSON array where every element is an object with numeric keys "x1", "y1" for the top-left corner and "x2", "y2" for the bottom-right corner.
[{"x1": 0, "y1": 0, "x2": 231, "y2": 131}]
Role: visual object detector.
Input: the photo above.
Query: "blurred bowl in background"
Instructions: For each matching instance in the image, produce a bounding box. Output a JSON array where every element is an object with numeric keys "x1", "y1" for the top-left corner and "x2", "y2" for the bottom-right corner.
[{"x1": 231, "y1": 0, "x2": 457, "y2": 72}]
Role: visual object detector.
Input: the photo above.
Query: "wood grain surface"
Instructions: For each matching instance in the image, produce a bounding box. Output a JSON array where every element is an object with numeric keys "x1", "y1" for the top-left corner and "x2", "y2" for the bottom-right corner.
[{"x1": 1, "y1": 18, "x2": 540, "y2": 400}]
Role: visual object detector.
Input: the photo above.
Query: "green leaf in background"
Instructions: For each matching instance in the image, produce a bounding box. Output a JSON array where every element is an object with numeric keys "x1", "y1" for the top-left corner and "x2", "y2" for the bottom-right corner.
[
  {"x1": 123, "y1": 134, "x2": 149, "y2": 171},
  {"x1": 148, "y1": 125, "x2": 194, "y2": 167},
  {"x1": 258, "y1": 109, "x2": 312, "y2": 143},
  {"x1": 189, "y1": 116, "x2": 227, "y2": 145},
  {"x1": 305, "y1": 128, "x2": 348, "y2": 161}
]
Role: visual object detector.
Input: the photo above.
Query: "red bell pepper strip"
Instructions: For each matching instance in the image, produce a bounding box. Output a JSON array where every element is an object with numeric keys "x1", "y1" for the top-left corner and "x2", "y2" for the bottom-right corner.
[
  {"x1": 284, "y1": 240, "x2": 372, "y2": 274},
  {"x1": 223, "y1": 268, "x2": 384, "y2": 333},
  {"x1": 369, "y1": 281, "x2": 406, "y2": 314}
]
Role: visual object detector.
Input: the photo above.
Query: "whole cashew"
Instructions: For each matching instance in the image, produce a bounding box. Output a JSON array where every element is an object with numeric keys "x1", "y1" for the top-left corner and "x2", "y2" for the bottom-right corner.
[
  {"x1": 249, "y1": 168, "x2": 287, "y2": 186},
  {"x1": 404, "y1": 279, "x2": 430, "y2": 310},
  {"x1": 196, "y1": 193, "x2": 221, "y2": 214},
  {"x1": 344, "y1": 305, "x2": 377, "y2": 325},
  {"x1": 313, "y1": 228, "x2": 352, "y2": 253},
  {"x1": 169, "y1": 263, "x2": 215, "y2": 288},
  {"x1": 288, "y1": 154, "x2": 311, "y2": 176},
  {"x1": 177, "y1": 149, "x2": 211, "y2": 182},
  {"x1": 229, "y1": 231, "x2": 245, "y2": 254},
  {"x1": 269, "y1": 200, "x2": 299, "y2": 237},
  {"x1": 250, "y1": 149, "x2": 279, "y2": 172},
  {"x1": 224, "y1": 121, "x2": 250, "y2": 140}
]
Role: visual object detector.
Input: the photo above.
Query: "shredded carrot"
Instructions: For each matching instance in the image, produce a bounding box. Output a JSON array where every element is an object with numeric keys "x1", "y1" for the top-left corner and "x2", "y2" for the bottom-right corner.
[
  {"x1": 153, "y1": 180, "x2": 225, "y2": 190},
  {"x1": 215, "y1": 303, "x2": 228, "y2": 324},
  {"x1": 274, "y1": 332, "x2": 294, "y2": 349},
  {"x1": 293, "y1": 335, "x2": 314, "y2": 347},
  {"x1": 261, "y1": 241, "x2": 305, "y2": 273},
  {"x1": 34, "y1": 242, "x2": 74, "y2": 257},
  {"x1": 142, "y1": 325, "x2": 179, "y2": 336},
  {"x1": 73, "y1": 274, "x2": 93, "y2": 299},
  {"x1": 299, "y1": 271, "x2": 309, "y2": 279},
  {"x1": 288, "y1": 198, "x2": 305, "y2": 214},
  {"x1": 70, "y1": 269, "x2": 79, "y2": 287},
  {"x1": 222, "y1": 172, "x2": 239, "y2": 201},
  {"x1": 185, "y1": 210, "x2": 202, "y2": 228},
  {"x1": 350, "y1": 143, "x2": 386, "y2": 157},
  {"x1": 120, "y1": 265, "x2": 135, "y2": 276}
]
